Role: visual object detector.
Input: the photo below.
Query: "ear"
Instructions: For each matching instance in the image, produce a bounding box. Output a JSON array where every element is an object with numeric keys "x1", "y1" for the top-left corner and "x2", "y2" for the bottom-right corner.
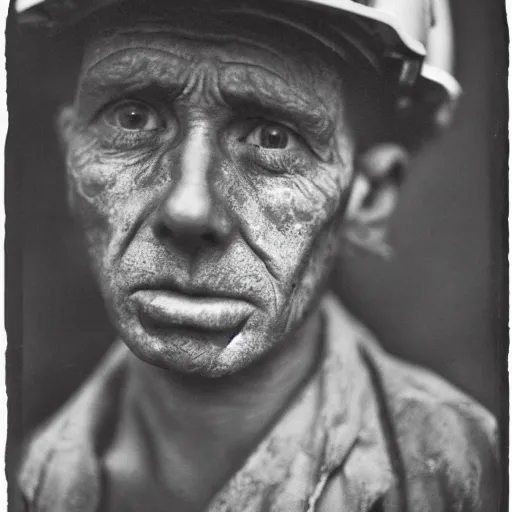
[
  {"x1": 56, "y1": 106, "x2": 80, "y2": 211},
  {"x1": 56, "y1": 105, "x2": 78, "y2": 152},
  {"x1": 344, "y1": 143, "x2": 409, "y2": 258}
]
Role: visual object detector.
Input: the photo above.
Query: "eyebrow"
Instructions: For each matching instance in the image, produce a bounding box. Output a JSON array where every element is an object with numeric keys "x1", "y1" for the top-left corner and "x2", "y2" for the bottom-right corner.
[
  {"x1": 76, "y1": 48, "x2": 189, "y2": 115},
  {"x1": 218, "y1": 64, "x2": 335, "y2": 144},
  {"x1": 77, "y1": 48, "x2": 335, "y2": 143}
]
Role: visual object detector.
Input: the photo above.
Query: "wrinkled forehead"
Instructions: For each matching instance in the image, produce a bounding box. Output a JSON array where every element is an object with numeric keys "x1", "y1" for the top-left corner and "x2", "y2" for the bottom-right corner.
[{"x1": 79, "y1": 8, "x2": 347, "y2": 95}]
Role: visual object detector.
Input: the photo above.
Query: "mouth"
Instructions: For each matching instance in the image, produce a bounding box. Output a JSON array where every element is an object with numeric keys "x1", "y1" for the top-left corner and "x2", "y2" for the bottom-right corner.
[{"x1": 131, "y1": 289, "x2": 254, "y2": 342}]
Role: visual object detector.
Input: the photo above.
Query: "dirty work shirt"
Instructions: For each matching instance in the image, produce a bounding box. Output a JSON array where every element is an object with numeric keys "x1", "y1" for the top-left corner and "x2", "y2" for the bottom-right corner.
[{"x1": 18, "y1": 294, "x2": 498, "y2": 511}]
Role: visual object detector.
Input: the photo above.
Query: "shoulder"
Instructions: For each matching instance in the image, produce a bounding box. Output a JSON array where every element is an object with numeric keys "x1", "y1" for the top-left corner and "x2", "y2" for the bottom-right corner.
[
  {"x1": 18, "y1": 342, "x2": 129, "y2": 512},
  {"x1": 357, "y1": 331, "x2": 499, "y2": 511}
]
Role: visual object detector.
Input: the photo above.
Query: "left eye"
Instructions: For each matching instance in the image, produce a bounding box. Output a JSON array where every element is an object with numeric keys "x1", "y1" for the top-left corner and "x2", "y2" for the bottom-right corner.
[
  {"x1": 104, "y1": 100, "x2": 163, "y2": 131},
  {"x1": 245, "y1": 124, "x2": 293, "y2": 149}
]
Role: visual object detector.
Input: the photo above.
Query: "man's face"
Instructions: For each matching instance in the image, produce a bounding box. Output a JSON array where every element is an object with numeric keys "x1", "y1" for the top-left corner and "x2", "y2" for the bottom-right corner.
[{"x1": 61, "y1": 15, "x2": 357, "y2": 377}]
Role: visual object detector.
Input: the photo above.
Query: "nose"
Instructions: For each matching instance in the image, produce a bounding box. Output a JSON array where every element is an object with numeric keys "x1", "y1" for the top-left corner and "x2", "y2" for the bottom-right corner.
[{"x1": 153, "y1": 125, "x2": 236, "y2": 253}]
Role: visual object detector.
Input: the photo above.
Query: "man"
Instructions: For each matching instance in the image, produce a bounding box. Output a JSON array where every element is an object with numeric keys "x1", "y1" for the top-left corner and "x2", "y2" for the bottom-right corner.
[{"x1": 16, "y1": 0, "x2": 498, "y2": 511}]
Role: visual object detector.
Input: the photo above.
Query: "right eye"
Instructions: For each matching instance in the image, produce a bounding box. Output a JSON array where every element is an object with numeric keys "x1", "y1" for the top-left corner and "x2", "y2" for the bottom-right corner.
[
  {"x1": 245, "y1": 123, "x2": 294, "y2": 150},
  {"x1": 103, "y1": 100, "x2": 164, "y2": 132}
]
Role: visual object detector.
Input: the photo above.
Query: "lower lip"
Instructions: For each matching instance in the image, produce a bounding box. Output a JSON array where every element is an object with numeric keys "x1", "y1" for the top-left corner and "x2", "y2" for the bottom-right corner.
[{"x1": 132, "y1": 289, "x2": 253, "y2": 333}]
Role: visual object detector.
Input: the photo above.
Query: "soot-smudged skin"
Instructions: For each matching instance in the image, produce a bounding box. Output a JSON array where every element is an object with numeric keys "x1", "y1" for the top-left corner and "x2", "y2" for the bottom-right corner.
[{"x1": 59, "y1": 21, "x2": 357, "y2": 377}]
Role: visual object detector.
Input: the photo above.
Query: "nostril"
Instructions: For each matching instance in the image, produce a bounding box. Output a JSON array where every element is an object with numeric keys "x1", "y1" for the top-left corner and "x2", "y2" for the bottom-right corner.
[
  {"x1": 154, "y1": 223, "x2": 171, "y2": 240},
  {"x1": 153, "y1": 217, "x2": 220, "y2": 249},
  {"x1": 201, "y1": 232, "x2": 217, "y2": 245}
]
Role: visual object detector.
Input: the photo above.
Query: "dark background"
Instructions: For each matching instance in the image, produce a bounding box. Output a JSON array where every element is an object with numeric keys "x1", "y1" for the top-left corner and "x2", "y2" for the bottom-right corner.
[{"x1": 6, "y1": 0, "x2": 508, "y2": 489}]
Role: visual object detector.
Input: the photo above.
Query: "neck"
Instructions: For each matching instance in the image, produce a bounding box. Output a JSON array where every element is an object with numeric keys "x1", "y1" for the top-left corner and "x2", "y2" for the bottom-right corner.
[{"x1": 122, "y1": 309, "x2": 323, "y2": 508}]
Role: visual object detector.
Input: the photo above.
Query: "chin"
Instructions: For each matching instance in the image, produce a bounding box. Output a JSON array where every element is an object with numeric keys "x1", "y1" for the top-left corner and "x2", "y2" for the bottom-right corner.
[{"x1": 118, "y1": 316, "x2": 276, "y2": 378}]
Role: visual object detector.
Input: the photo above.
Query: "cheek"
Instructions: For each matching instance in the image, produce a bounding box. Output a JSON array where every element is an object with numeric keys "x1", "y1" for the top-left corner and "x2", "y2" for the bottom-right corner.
[
  {"x1": 259, "y1": 164, "x2": 351, "y2": 258},
  {"x1": 67, "y1": 136, "x2": 154, "y2": 206},
  {"x1": 253, "y1": 164, "x2": 352, "y2": 324},
  {"x1": 65, "y1": 136, "x2": 165, "y2": 262},
  {"x1": 67, "y1": 140, "x2": 115, "y2": 216}
]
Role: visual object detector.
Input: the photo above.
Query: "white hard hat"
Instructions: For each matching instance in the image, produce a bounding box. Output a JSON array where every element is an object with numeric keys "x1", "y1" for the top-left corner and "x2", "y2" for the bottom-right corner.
[{"x1": 15, "y1": 0, "x2": 461, "y2": 146}]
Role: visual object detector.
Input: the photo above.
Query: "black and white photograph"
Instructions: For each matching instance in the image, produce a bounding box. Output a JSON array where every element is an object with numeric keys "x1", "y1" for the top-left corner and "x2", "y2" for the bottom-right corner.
[{"x1": 5, "y1": 0, "x2": 508, "y2": 510}]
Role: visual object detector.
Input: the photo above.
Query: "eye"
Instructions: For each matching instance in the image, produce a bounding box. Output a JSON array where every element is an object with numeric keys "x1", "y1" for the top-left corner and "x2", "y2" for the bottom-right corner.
[
  {"x1": 245, "y1": 123, "x2": 294, "y2": 150},
  {"x1": 104, "y1": 100, "x2": 163, "y2": 131}
]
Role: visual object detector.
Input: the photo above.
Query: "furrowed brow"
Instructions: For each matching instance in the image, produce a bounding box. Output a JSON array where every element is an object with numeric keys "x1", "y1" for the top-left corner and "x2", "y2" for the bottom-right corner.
[
  {"x1": 76, "y1": 48, "x2": 190, "y2": 116},
  {"x1": 76, "y1": 48, "x2": 337, "y2": 145},
  {"x1": 219, "y1": 64, "x2": 335, "y2": 144}
]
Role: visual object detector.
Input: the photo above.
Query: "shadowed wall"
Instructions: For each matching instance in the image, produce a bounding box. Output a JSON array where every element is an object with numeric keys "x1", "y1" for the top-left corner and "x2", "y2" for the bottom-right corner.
[{"x1": 6, "y1": 0, "x2": 506, "y2": 461}]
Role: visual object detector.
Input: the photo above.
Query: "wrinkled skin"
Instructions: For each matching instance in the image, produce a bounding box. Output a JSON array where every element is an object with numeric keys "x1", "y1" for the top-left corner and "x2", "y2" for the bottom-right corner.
[{"x1": 60, "y1": 19, "x2": 358, "y2": 377}]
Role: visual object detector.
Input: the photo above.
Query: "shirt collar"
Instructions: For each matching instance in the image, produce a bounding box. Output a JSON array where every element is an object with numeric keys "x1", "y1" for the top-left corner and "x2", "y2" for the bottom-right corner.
[{"x1": 207, "y1": 294, "x2": 395, "y2": 511}]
